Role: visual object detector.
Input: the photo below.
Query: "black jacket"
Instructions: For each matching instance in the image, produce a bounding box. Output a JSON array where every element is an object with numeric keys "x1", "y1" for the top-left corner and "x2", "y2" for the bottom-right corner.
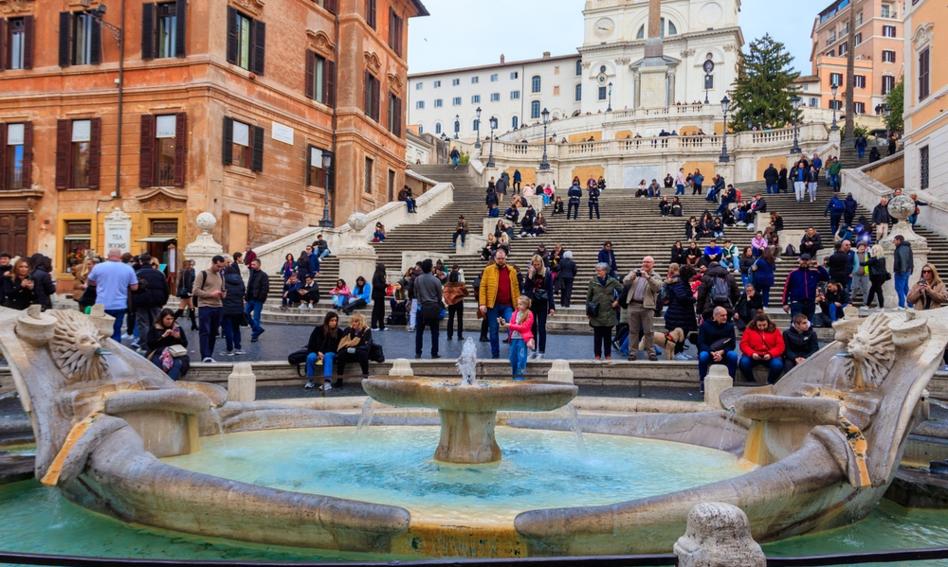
[
  {"x1": 697, "y1": 319, "x2": 736, "y2": 353},
  {"x1": 872, "y1": 204, "x2": 891, "y2": 226},
  {"x1": 223, "y1": 272, "x2": 246, "y2": 316},
  {"x1": 132, "y1": 267, "x2": 170, "y2": 310},
  {"x1": 307, "y1": 326, "x2": 340, "y2": 355},
  {"x1": 763, "y1": 166, "x2": 779, "y2": 183},
  {"x1": 799, "y1": 233, "x2": 823, "y2": 257},
  {"x1": 783, "y1": 326, "x2": 819, "y2": 361},
  {"x1": 28, "y1": 268, "x2": 55, "y2": 310},
  {"x1": 245, "y1": 269, "x2": 270, "y2": 302},
  {"x1": 734, "y1": 292, "x2": 764, "y2": 326},
  {"x1": 696, "y1": 264, "x2": 740, "y2": 317},
  {"x1": 663, "y1": 279, "x2": 697, "y2": 334},
  {"x1": 826, "y1": 251, "x2": 854, "y2": 282},
  {"x1": 146, "y1": 324, "x2": 189, "y2": 353},
  {"x1": 0, "y1": 276, "x2": 37, "y2": 310},
  {"x1": 557, "y1": 257, "x2": 577, "y2": 279},
  {"x1": 177, "y1": 268, "x2": 195, "y2": 298}
]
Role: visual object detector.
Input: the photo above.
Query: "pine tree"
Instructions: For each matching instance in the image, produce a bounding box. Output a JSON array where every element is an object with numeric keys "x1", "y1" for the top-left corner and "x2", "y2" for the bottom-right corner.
[{"x1": 730, "y1": 34, "x2": 801, "y2": 132}]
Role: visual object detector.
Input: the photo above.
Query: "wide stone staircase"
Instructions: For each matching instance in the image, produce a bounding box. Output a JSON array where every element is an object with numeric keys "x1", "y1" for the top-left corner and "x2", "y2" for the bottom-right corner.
[{"x1": 263, "y1": 163, "x2": 948, "y2": 333}]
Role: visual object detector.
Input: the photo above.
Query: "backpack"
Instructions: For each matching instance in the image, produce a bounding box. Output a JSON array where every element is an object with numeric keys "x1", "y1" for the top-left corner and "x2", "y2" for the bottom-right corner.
[{"x1": 710, "y1": 275, "x2": 732, "y2": 307}]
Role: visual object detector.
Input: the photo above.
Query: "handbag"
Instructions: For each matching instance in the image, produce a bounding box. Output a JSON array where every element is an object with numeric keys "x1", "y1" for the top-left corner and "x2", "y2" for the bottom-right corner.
[
  {"x1": 369, "y1": 343, "x2": 385, "y2": 363},
  {"x1": 167, "y1": 345, "x2": 188, "y2": 358},
  {"x1": 585, "y1": 301, "x2": 600, "y2": 318}
]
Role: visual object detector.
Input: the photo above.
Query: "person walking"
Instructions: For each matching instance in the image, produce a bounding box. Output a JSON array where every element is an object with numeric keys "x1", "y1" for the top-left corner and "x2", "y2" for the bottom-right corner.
[
  {"x1": 763, "y1": 164, "x2": 779, "y2": 195},
  {"x1": 623, "y1": 256, "x2": 663, "y2": 361},
  {"x1": 866, "y1": 245, "x2": 889, "y2": 309},
  {"x1": 452, "y1": 215, "x2": 468, "y2": 248},
  {"x1": 478, "y1": 249, "x2": 520, "y2": 359},
  {"x1": 557, "y1": 250, "x2": 577, "y2": 308},
  {"x1": 499, "y1": 296, "x2": 535, "y2": 381},
  {"x1": 191, "y1": 255, "x2": 227, "y2": 363},
  {"x1": 691, "y1": 169, "x2": 704, "y2": 195},
  {"x1": 697, "y1": 306, "x2": 738, "y2": 390},
  {"x1": 739, "y1": 313, "x2": 786, "y2": 385},
  {"x1": 597, "y1": 241, "x2": 619, "y2": 279},
  {"x1": 176, "y1": 259, "x2": 198, "y2": 331},
  {"x1": 674, "y1": 168, "x2": 687, "y2": 196},
  {"x1": 370, "y1": 263, "x2": 387, "y2": 332},
  {"x1": 588, "y1": 183, "x2": 601, "y2": 220},
  {"x1": 244, "y1": 259, "x2": 269, "y2": 342},
  {"x1": 414, "y1": 259, "x2": 444, "y2": 359},
  {"x1": 450, "y1": 147, "x2": 461, "y2": 168},
  {"x1": 87, "y1": 248, "x2": 139, "y2": 342},
  {"x1": 303, "y1": 312, "x2": 340, "y2": 391},
  {"x1": 826, "y1": 240, "x2": 854, "y2": 287},
  {"x1": 843, "y1": 194, "x2": 858, "y2": 228},
  {"x1": 855, "y1": 135, "x2": 868, "y2": 160},
  {"x1": 567, "y1": 180, "x2": 582, "y2": 220},
  {"x1": 825, "y1": 193, "x2": 845, "y2": 237},
  {"x1": 778, "y1": 165, "x2": 788, "y2": 193},
  {"x1": 781, "y1": 254, "x2": 829, "y2": 320},
  {"x1": 872, "y1": 197, "x2": 892, "y2": 242},
  {"x1": 444, "y1": 265, "x2": 467, "y2": 341},
  {"x1": 586, "y1": 263, "x2": 623, "y2": 362},
  {"x1": 221, "y1": 267, "x2": 247, "y2": 356},
  {"x1": 131, "y1": 254, "x2": 170, "y2": 352},
  {"x1": 791, "y1": 161, "x2": 807, "y2": 202},
  {"x1": 524, "y1": 254, "x2": 555, "y2": 359},
  {"x1": 851, "y1": 242, "x2": 871, "y2": 306},
  {"x1": 512, "y1": 169, "x2": 522, "y2": 193},
  {"x1": 750, "y1": 247, "x2": 776, "y2": 306}
]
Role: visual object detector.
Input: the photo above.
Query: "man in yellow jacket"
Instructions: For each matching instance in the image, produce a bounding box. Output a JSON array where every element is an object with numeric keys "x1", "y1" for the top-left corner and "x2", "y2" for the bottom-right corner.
[{"x1": 478, "y1": 249, "x2": 520, "y2": 359}]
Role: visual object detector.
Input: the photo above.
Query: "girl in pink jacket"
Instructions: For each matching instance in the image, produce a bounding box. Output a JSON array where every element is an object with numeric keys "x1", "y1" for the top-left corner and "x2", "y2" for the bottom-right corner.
[{"x1": 500, "y1": 296, "x2": 534, "y2": 381}]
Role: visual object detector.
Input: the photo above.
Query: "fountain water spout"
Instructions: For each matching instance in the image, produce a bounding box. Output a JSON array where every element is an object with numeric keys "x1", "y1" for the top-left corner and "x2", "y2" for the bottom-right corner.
[{"x1": 457, "y1": 338, "x2": 478, "y2": 387}]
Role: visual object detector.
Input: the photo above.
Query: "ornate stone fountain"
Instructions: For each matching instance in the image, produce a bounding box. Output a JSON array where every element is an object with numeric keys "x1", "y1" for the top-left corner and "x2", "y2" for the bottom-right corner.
[{"x1": 362, "y1": 339, "x2": 578, "y2": 463}]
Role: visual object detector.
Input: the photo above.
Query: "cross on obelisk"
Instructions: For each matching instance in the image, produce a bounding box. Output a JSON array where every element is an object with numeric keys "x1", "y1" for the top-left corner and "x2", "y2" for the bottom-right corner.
[{"x1": 644, "y1": 0, "x2": 663, "y2": 60}]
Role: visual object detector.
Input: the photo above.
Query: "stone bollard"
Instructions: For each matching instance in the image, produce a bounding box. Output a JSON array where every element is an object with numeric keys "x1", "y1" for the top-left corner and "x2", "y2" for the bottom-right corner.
[
  {"x1": 674, "y1": 502, "x2": 765, "y2": 567},
  {"x1": 389, "y1": 359, "x2": 414, "y2": 377},
  {"x1": 704, "y1": 365, "x2": 733, "y2": 410},
  {"x1": 547, "y1": 360, "x2": 574, "y2": 384},
  {"x1": 226, "y1": 362, "x2": 256, "y2": 402}
]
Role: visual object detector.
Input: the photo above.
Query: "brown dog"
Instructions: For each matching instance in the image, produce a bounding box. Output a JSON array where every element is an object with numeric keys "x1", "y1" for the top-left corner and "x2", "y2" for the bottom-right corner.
[{"x1": 638, "y1": 327, "x2": 686, "y2": 360}]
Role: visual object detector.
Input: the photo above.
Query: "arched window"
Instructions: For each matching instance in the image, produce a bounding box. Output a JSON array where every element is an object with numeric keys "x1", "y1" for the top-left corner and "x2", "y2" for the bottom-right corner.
[
  {"x1": 435, "y1": 122, "x2": 442, "y2": 135},
  {"x1": 512, "y1": 116, "x2": 519, "y2": 129},
  {"x1": 473, "y1": 119, "x2": 480, "y2": 131},
  {"x1": 600, "y1": 65, "x2": 607, "y2": 74},
  {"x1": 576, "y1": 60, "x2": 582, "y2": 76},
  {"x1": 531, "y1": 75, "x2": 542, "y2": 93},
  {"x1": 667, "y1": 20, "x2": 677, "y2": 36},
  {"x1": 530, "y1": 100, "x2": 541, "y2": 119},
  {"x1": 637, "y1": 18, "x2": 676, "y2": 39},
  {"x1": 418, "y1": 124, "x2": 424, "y2": 134}
]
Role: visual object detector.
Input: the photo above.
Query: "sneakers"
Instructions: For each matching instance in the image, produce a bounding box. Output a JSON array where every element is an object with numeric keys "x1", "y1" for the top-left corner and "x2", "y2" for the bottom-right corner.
[
  {"x1": 223, "y1": 351, "x2": 236, "y2": 357},
  {"x1": 321, "y1": 382, "x2": 333, "y2": 392},
  {"x1": 234, "y1": 350, "x2": 246, "y2": 355},
  {"x1": 674, "y1": 352, "x2": 694, "y2": 361},
  {"x1": 304, "y1": 380, "x2": 316, "y2": 390},
  {"x1": 940, "y1": 364, "x2": 948, "y2": 373},
  {"x1": 647, "y1": 352, "x2": 658, "y2": 362},
  {"x1": 202, "y1": 357, "x2": 216, "y2": 363},
  {"x1": 627, "y1": 352, "x2": 637, "y2": 361}
]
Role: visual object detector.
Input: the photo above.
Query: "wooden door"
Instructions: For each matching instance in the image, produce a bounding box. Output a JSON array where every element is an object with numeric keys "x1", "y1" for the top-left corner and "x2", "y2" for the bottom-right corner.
[
  {"x1": 227, "y1": 212, "x2": 249, "y2": 255},
  {"x1": 0, "y1": 213, "x2": 28, "y2": 257}
]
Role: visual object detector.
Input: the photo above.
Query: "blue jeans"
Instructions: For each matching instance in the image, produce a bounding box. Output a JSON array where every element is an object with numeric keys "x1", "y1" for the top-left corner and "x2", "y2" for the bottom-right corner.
[
  {"x1": 509, "y1": 338, "x2": 528, "y2": 380},
  {"x1": 698, "y1": 350, "x2": 738, "y2": 381},
  {"x1": 305, "y1": 352, "x2": 335, "y2": 381},
  {"x1": 789, "y1": 299, "x2": 816, "y2": 321},
  {"x1": 487, "y1": 304, "x2": 514, "y2": 358},
  {"x1": 105, "y1": 309, "x2": 126, "y2": 342},
  {"x1": 318, "y1": 249, "x2": 331, "y2": 260},
  {"x1": 451, "y1": 156, "x2": 460, "y2": 167},
  {"x1": 827, "y1": 302, "x2": 847, "y2": 322},
  {"x1": 675, "y1": 184, "x2": 685, "y2": 195},
  {"x1": 755, "y1": 283, "x2": 772, "y2": 307},
  {"x1": 740, "y1": 355, "x2": 785, "y2": 384},
  {"x1": 245, "y1": 300, "x2": 264, "y2": 336},
  {"x1": 766, "y1": 183, "x2": 778, "y2": 194},
  {"x1": 198, "y1": 306, "x2": 222, "y2": 360},
  {"x1": 894, "y1": 272, "x2": 911, "y2": 308},
  {"x1": 150, "y1": 353, "x2": 186, "y2": 381},
  {"x1": 221, "y1": 314, "x2": 242, "y2": 351}
]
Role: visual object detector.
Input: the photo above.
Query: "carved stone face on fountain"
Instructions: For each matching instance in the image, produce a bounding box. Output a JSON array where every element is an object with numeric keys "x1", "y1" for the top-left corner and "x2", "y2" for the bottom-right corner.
[{"x1": 887, "y1": 195, "x2": 915, "y2": 223}]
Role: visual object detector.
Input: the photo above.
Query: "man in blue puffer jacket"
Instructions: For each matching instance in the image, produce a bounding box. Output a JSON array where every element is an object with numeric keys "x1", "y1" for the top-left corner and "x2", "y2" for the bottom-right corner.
[{"x1": 781, "y1": 254, "x2": 829, "y2": 320}]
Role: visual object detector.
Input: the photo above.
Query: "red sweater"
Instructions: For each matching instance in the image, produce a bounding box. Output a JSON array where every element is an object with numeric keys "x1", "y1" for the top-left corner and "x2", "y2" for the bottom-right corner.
[{"x1": 740, "y1": 327, "x2": 785, "y2": 359}]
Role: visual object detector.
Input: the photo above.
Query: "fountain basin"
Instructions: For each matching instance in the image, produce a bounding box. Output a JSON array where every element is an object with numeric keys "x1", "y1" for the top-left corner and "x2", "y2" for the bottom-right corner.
[{"x1": 362, "y1": 377, "x2": 578, "y2": 464}]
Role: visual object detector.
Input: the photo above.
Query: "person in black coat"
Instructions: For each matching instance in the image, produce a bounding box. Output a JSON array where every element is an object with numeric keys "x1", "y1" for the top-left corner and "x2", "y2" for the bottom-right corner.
[
  {"x1": 221, "y1": 268, "x2": 246, "y2": 355},
  {"x1": 176, "y1": 260, "x2": 198, "y2": 331},
  {"x1": 304, "y1": 312, "x2": 341, "y2": 390},
  {"x1": 670, "y1": 241, "x2": 687, "y2": 265},
  {"x1": 336, "y1": 313, "x2": 373, "y2": 380},
  {"x1": 778, "y1": 167, "x2": 788, "y2": 192},
  {"x1": 146, "y1": 308, "x2": 190, "y2": 380},
  {"x1": 370, "y1": 263, "x2": 388, "y2": 331},
  {"x1": 783, "y1": 314, "x2": 819, "y2": 371},
  {"x1": 0, "y1": 259, "x2": 37, "y2": 310},
  {"x1": 27, "y1": 253, "x2": 56, "y2": 310},
  {"x1": 733, "y1": 284, "x2": 764, "y2": 331},
  {"x1": 132, "y1": 254, "x2": 171, "y2": 350},
  {"x1": 556, "y1": 251, "x2": 577, "y2": 307},
  {"x1": 524, "y1": 255, "x2": 556, "y2": 358},
  {"x1": 663, "y1": 264, "x2": 698, "y2": 338},
  {"x1": 696, "y1": 306, "x2": 738, "y2": 386}
]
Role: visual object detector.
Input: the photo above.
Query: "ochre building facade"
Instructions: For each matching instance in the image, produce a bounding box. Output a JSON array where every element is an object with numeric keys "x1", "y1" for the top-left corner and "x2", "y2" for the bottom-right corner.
[{"x1": 0, "y1": 0, "x2": 426, "y2": 283}]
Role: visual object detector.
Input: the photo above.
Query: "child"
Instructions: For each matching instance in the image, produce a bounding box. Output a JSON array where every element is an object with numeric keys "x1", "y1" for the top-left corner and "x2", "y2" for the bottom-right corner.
[
  {"x1": 329, "y1": 279, "x2": 351, "y2": 309},
  {"x1": 499, "y1": 296, "x2": 535, "y2": 381}
]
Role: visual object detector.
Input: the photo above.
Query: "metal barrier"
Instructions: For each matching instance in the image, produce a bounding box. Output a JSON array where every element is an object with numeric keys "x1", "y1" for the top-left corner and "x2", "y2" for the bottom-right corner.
[{"x1": 0, "y1": 547, "x2": 947, "y2": 567}]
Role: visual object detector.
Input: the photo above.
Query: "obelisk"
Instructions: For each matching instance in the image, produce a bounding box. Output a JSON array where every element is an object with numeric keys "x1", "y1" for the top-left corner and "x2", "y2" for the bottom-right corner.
[{"x1": 639, "y1": 0, "x2": 671, "y2": 109}]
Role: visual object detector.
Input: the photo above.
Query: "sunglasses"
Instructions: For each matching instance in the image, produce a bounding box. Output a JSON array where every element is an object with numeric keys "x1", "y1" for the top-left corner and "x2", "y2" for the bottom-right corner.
[{"x1": 922, "y1": 269, "x2": 933, "y2": 274}]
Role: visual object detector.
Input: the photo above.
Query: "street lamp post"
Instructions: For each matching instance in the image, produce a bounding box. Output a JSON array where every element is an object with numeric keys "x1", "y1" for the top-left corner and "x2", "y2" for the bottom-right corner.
[
  {"x1": 830, "y1": 83, "x2": 839, "y2": 131},
  {"x1": 607, "y1": 82, "x2": 613, "y2": 112},
  {"x1": 454, "y1": 114, "x2": 460, "y2": 140},
  {"x1": 719, "y1": 95, "x2": 731, "y2": 163},
  {"x1": 474, "y1": 107, "x2": 482, "y2": 149},
  {"x1": 539, "y1": 107, "x2": 551, "y2": 171},
  {"x1": 319, "y1": 151, "x2": 335, "y2": 228},
  {"x1": 704, "y1": 74, "x2": 711, "y2": 105},
  {"x1": 487, "y1": 116, "x2": 498, "y2": 168},
  {"x1": 790, "y1": 96, "x2": 802, "y2": 154}
]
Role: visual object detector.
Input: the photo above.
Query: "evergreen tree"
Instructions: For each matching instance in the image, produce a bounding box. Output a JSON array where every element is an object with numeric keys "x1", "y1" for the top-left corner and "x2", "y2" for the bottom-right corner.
[
  {"x1": 884, "y1": 80, "x2": 904, "y2": 134},
  {"x1": 730, "y1": 34, "x2": 801, "y2": 132}
]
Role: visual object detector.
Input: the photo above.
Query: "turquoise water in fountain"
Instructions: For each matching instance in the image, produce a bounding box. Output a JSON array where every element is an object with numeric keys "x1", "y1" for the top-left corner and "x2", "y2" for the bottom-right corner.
[{"x1": 162, "y1": 426, "x2": 750, "y2": 523}]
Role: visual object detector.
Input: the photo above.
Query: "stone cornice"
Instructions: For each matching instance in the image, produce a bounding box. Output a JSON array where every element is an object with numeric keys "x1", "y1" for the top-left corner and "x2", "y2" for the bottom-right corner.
[
  {"x1": 0, "y1": 0, "x2": 34, "y2": 16},
  {"x1": 578, "y1": 27, "x2": 743, "y2": 55}
]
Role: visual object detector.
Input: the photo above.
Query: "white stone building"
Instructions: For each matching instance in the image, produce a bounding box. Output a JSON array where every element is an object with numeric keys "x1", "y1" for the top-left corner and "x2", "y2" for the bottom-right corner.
[{"x1": 408, "y1": 0, "x2": 743, "y2": 141}]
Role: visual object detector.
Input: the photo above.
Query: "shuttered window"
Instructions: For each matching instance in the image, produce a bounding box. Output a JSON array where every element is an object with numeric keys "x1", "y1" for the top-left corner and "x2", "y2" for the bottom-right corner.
[
  {"x1": 55, "y1": 118, "x2": 101, "y2": 189},
  {"x1": 315, "y1": 0, "x2": 337, "y2": 14},
  {"x1": 142, "y1": 0, "x2": 186, "y2": 60},
  {"x1": 226, "y1": 7, "x2": 264, "y2": 74},
  {"x1": 305, "y1": 51, "x2": 335, "y2": 107},
  {"x1": 140, "y1": 113, "x2": 187, "y2": 188},
  {"x1": 387, "y1": 93, "x2": 402, "y2": 137},
  {"x1": 365, "y1": 0, "x2": 377, "y2": 28},
  {"x1": 307, "y1": 145, "x2": 327, "y2": 188},
  {"x1": 222, "y1": 117, "x2": 263, "y2": 173},
  {"x1": 918, "y1": 47, "x2": 930, "y2": 102},
  {"x1": 364, "y1": 71, "x2": 380, "y2": 122},
  {"x1": 0, "y1": 122, "x2": 32, "y2": 190},
  {"x1": 0, "y1": 16, "x2": 34, "y2": 70},
  {"x1": 59, "y1": 12, "x2": 101, "y2": 67},
  {"x1": 388, "y1": 9, "x2": 402, "y2": 56}
]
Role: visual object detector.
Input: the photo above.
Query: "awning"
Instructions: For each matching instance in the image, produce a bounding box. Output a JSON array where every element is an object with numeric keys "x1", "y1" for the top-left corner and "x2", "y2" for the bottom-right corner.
[{"x1": 136, "y1": 236, "x2": 177, "y2": 243}]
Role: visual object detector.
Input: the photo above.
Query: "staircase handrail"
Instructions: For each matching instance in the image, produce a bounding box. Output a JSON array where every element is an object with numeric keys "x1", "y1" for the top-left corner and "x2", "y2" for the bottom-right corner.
[{"x1": 252, "y1": 180, "x2": 455, "y2": 275}]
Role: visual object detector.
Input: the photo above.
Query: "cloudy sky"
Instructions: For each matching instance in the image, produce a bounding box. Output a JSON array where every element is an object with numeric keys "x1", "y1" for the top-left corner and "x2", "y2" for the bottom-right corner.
[{"x1": 408, "y1": 0, "x2": 830, "y2": 75}]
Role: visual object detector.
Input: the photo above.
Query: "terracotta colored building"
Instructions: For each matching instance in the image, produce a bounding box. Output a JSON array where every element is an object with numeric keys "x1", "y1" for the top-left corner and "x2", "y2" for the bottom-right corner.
[
  {"x1": 0, "y1": 0, "x2": 427, "y2": 284},
  {"x1": 809, "y1": 0, "x2": 904, "y2": 116}
]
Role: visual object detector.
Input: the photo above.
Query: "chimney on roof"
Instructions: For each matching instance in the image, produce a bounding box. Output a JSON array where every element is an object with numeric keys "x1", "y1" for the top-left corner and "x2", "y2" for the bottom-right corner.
[
  {"x1": 500, "y1": 54, "x2": 505, "y2": 64},
  {"x1": 543, "y1": 51, "x2": 551, "y2": 59}
]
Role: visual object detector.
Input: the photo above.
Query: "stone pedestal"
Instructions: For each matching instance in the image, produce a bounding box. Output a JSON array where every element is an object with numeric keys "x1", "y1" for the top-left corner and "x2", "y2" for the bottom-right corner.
[
  {"x1": 400, "y1": 250, "x2": 448, "y2": 274},
  {"x1": 881, "y1": 197, "x2": 930, "y2": 308},
  {"x1": 457, "y1": 234, "x2": 487, "y2": 256},
  {"x1": 435, "y1": 410, "x2": 501, "y2": 464},
  {"x1": 548, "y1": 360, "x2": 574, "y2": 384},
  {"x1": 184, "y1": 212, "x2": 225, "y2": 270},
  {"x1": 226, "y1": 362, "x2": 256, "y2": 402},
  {"x1": 525, "y1": 194, "x2": 545, "y2": 211},
  {"x1": 674, "y1": 502, "x2": 765, "y2": 567},
  {"x1": 639, "y1": 64, "x2": 670, "y2": 109},
  {"x1": 337, "y1": 213, "x2": 379, "y2": 286},
  {"x1": 536, "y1": 169, "x2": 556, "y2": 191},
  {"x1": 388, "y1": 359, "x2": 414, "y2": 377},
  {"x1": 704, "y1": 365, "x2": 733, "y2": 410}
]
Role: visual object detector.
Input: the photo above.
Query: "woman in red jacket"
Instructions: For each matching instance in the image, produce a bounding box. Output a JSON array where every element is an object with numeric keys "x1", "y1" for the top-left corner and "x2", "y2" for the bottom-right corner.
[{"x1": 739, "y1": 313, "x2": 786, "y2": 384}]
